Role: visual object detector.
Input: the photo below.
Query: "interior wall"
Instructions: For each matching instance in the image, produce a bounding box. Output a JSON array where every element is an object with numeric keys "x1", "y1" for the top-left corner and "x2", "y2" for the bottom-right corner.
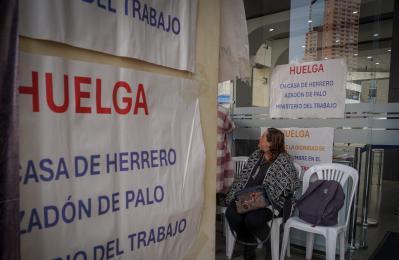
[
  {"x1": 252, "y1": 67, "x2": 270, "y2": 107},
  {"x1": 389, "y1": 0, "x2": 399, "y2": 102},
  {"x1": 235, "y1": 78, "x2": 253, "y2": 107},
  {"x1": 185, "y1": 0, "x2": 219, "y2": 259},
  {"x1": 0, "y1": 1, "x2": 19, "y2": 259},
  {"x1": 19, "y1": 0, "x2": 219, "y2": 259},
  {"x1": 271, "y1": 38, "x2": 289, "y2": 67}
]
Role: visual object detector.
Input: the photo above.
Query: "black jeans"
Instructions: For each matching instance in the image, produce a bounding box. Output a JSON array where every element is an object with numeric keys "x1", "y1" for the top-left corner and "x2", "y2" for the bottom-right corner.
[{"x1": 225, "y1": 201, "x2": 273, "y2": 244}]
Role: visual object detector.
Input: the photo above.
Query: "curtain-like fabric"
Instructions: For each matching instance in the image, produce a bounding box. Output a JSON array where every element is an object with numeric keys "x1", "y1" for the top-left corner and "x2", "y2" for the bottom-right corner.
[
  {"x1": 0, "y1": 0, "x2": 20, "y2": 259},
  {"x1": 218, "y1": 0, "x2": 250, "y2": 82},
  {"x1": 216, "y1": 105, "x2": 235, "y2": 193}
]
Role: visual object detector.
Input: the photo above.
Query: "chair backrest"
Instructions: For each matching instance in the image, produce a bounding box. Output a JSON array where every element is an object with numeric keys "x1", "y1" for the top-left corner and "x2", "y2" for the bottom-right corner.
[
  {"x1": 302, "y1": 163, "x2": 359, "y2": 227},
  {"x1": 232, "y1": 156, "x2": 248, "y2": 177},
  {"x1": 293, "y1": 162, "x2": 302, "y2": 178}
]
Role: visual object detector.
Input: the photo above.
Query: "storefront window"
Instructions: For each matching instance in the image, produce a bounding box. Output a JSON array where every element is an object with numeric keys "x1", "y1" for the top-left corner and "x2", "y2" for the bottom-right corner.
[
  {"x1": 227, "y1": 1, "x2": 398, "y2": 253},
  {"x1": 236, "y1": 0, "x2": 394, "y2": 107}
]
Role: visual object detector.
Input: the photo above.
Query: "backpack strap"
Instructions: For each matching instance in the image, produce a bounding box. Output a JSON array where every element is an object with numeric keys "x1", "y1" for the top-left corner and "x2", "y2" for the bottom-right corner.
[
  {"x1": 295, "y1": 180, "x2": 325, "y2": 207},
  {"x1": 282, "y1": 194, "x2": 293, "y2": 223}
]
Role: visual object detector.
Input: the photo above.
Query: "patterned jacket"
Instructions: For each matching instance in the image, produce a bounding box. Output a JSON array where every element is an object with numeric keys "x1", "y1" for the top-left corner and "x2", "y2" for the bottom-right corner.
[{"x1": 225, "y1": 150, "x2": 301, "y2": 210}]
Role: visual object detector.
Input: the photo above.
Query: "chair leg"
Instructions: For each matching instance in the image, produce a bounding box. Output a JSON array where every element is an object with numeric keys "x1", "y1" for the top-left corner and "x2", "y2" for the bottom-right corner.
[
  {"x1": 270, "y1": 220, "x2": 280, "y2": 260},
  {"x1": 257, "y1": 238, "x2": 263, "y2": 249},
  {"x1": 280, "y1": 226, "x2": 290, "y2": 260},
  {"x1": 225, "y1": 218, "x2": 236, "y2": 259},
  {"x1": 326, "y1": 231, "x2": 337, "y2": 260},
  {"x1": 305, "y1": 232, "x2": 315, "y2": 260},
  {"x1": 339, "y1": 232, "x2": 345, "y2": 260}
]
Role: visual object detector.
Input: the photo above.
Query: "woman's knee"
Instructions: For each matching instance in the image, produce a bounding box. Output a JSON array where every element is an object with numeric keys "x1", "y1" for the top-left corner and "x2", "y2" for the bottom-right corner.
[{"x1": 225, "y1": 202, "x2": 242, "y2": 227}]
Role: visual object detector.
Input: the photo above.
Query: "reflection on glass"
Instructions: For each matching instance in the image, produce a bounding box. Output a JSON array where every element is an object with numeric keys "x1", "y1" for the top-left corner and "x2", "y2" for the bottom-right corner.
[
  {"x1": 302, "y1": 0, "x2": 361, "y2": 71},
  {"x1": 243, "y1": 0, "x2": 393, "y2": 107},
  {"x1": 290, "y1": 0, "x2": 325, "y2": 62}
]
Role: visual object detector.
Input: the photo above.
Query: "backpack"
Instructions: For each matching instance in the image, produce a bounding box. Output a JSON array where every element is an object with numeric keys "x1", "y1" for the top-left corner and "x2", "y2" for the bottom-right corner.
[{"x1": 295, "y1": 180, "x2": 345, "y2": 226}]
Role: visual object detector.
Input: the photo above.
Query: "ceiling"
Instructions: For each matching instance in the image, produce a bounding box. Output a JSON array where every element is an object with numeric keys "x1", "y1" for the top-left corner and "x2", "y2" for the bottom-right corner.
[
  {"x1": 244, "y1": 0, "x2": 393, "y2": 19},
  {"x1": 244, "y1": 0, "x2": 290, "y2": 19}
]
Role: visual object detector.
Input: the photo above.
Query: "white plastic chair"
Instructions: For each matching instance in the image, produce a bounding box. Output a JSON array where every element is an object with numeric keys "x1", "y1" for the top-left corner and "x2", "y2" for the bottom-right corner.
[
  {"x1": 224, "y1": 161, "x2": 302, "y2": 260},
  {"x1": 293, "y1": 163, "x2": 303, "y2": 180},
  {"x1": 280, "y1": 163, "x2": 359, "y2": 260},
  {"x1": 283, "y1": 162, "x2": 302, "y2": 257},
  {"x1": 217, "y1": 156, "x2": 248, "y2": 217},
  {"x1": 224, "y1": 206, "x2": 283, "y2": 260},
  {"x1": 223, "y1": 156, "x2": 248, "y2": 258},
  {"x1": 232, "y1": 156, "x2": 248, "y2": 177}
]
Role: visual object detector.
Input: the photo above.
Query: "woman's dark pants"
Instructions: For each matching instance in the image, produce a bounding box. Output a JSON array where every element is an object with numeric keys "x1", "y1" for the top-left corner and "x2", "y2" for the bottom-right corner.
[{"x1": 225, "y1": 202, "x2": 273, "y2": 259}]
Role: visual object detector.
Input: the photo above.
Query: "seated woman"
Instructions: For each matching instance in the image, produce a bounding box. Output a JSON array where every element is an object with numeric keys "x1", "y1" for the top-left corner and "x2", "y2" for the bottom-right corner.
[{"x1": 225, "y1": 128, "x2": 300, "y2": 260}]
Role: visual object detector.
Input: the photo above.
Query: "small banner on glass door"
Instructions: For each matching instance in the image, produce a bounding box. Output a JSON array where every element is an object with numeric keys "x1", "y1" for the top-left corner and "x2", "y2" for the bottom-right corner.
[{"x1": 261, "y1": 127, "x2": 334, "y2": 173}]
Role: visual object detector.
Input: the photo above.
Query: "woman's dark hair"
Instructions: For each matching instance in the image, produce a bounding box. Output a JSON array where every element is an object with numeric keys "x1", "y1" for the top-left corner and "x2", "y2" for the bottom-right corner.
[{"x1": 266, "y1": 128, "x2": 286, "y2": 162}]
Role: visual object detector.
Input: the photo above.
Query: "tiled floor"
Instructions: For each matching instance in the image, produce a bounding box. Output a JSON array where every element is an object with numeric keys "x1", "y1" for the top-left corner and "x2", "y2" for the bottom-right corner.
[{"x1": 215, "y1": 180, "x2": 399, "y2": 260}]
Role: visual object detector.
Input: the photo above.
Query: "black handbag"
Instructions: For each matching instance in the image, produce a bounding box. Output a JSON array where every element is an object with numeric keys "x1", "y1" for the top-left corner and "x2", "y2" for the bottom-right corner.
[{"x1": 235, "y1": 185, "x2": 269, "y2": 214}]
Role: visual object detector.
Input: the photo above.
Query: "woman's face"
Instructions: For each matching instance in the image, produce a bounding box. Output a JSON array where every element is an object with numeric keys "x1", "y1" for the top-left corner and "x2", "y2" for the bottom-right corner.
[{"x1": 258, "y1": 130, "x2": 271, "y2": 152}]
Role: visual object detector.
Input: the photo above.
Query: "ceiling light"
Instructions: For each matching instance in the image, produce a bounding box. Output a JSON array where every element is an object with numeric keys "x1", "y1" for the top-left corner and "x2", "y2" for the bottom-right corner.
[
  {"x1": 354, "y1": 53, "x2": 358, "y2": 56},
  {"x1": 324, "y1": 57, "x2": 328, "y2": 60},
  {"x1": 336, "y1": 39, "x2": 340, "y2": 43},
  {"x1": 388, "y1": 49, "x2": 391, "y2": 52},
  {"x1": 308, "y1": 20, "x2": 312, "y2": 23},
  {"x1": 353, "y1": 11, "x2": 358, "y2": 14},
  {"x1": 373, "y1": 33, "x2": 379, "y2": 37},
  {"x1": 367, "y1": 56, "x2": 372, "y2": 59},
  {"x1": 375, "y1": 62, "x2": 380, "y2": 65},
  {"x1": 269, "y1": 28, "x2": 274, "y2": 32}
]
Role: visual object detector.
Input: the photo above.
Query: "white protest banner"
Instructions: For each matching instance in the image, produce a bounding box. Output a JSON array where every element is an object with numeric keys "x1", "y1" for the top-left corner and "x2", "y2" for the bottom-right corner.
[
  {"x1": 18, "y1": 53, "x2": 205, "y2": 259},
  {"x1": 261, "y1": 127, "x2": 334, "y2": 173},
  {"x1": 270, "y1": 59, "x2": 347, "y2": 118},
  {"x1": 19, "y1": 0, "x2": 197, "y2": 72},
  {"x1": 283, "y1": 127, "x2": 334, "y2": 172}
]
